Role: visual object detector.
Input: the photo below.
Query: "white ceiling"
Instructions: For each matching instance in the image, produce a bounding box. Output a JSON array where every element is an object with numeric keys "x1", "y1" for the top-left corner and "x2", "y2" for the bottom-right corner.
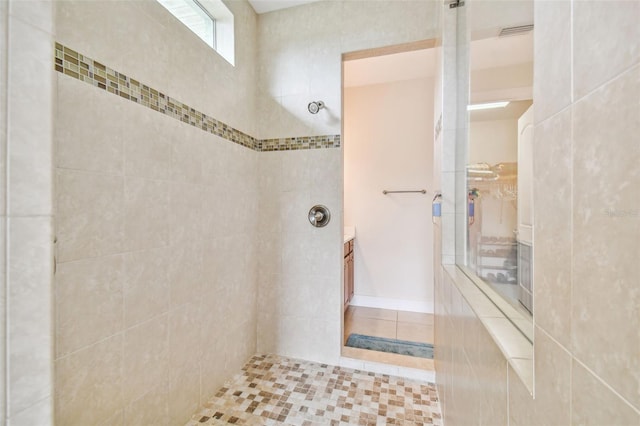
[{"x1": 248, "y1": 0, "x2": 321, "y2": 14}]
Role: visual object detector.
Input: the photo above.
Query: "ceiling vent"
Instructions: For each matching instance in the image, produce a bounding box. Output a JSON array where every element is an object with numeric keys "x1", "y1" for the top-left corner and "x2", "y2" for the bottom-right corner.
[{"x1": 499, "y1": 24, "x2": 534, "y2": 37}]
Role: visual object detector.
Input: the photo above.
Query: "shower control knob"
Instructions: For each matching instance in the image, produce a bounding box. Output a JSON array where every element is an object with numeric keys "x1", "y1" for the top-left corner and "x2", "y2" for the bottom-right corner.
[
  {"x1": 308, "y1": 101, "x2": 325, "y2": 114},
  {"x1": 308, "y1": 205, "x2": 331, "y2": 228}
]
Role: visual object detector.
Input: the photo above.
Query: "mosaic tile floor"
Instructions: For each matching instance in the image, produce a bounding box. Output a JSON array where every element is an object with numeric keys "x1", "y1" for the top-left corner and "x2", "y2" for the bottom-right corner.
[{"x1": 186, "y1": 354, "x2": 442, "y2": 426}]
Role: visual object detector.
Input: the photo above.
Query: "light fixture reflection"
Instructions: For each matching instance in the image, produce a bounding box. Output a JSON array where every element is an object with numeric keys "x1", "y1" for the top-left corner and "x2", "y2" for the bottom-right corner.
[{"x1": 467, "y1": 101, "x2": 510, "y2": 111}]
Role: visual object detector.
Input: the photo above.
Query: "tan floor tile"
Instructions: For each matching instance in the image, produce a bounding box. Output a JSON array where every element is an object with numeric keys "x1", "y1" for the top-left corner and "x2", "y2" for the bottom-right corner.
[
  {"x1": 397, "y1": 321, "x2": 434, "y2": 344},
  {"x1": 350, "y1": 306, "x2": 397, "y2": 321},
  {"x1": 398, "y1": 310, "x2": 435, "y2": 324}
]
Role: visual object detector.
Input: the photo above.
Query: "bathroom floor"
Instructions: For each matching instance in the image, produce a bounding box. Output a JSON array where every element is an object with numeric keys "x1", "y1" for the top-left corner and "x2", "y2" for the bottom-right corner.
[
  {"x1": 342, "y1": 306, "x2": 434, "y2": 371},
  {"x1": 187, "y1": 354, "x2": 442, "y2": 425}
]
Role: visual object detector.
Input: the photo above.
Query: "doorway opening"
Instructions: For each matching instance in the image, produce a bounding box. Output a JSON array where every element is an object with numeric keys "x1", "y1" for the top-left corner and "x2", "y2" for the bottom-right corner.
[{"x1": 341, "y1": 41, "x2": 437, "y2": 370}]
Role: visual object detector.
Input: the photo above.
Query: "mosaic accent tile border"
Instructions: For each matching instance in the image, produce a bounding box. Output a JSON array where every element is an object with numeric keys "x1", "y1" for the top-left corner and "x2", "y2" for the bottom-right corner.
[
  {"x1": 54, "y1": 43, "x2": 340, "y2": 152},
  {"x1": 260, "y1": 135, "x2": 341, "y2": 152},
  {"x1": 188, "y1": 354, "x2": 443, "y2": 425}
]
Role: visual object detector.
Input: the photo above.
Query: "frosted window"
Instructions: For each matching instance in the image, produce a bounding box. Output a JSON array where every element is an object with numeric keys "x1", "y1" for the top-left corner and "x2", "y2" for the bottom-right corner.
[{"x1": 157, "y1": 0, "x2": 215, "y2": 49}]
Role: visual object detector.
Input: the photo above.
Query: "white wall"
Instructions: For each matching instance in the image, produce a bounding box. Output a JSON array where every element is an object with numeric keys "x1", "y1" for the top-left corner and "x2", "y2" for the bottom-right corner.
[
  {"x1": 344, "y1": 78, "x2": 435, "y2": 311},
  {"x1": 469, "y1": 119, "x2": 517, "y2": 164}
]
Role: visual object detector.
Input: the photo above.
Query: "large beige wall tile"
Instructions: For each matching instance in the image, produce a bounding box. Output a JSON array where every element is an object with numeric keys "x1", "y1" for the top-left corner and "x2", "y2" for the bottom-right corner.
[
  {"x1": 123, "y1": 105, "x2": 173, "y2": 180},
  {"x1": 257, "y1": 232, "x2": 282, "y2": 276},
  {"x1": 169, "y1": 182, "x2": 203, "y2": 246},
  {"x1": 449, "y1": 358, "x2": 479, "y2": 426},
  {"x1": 277, "y1": 273, "x2": 335, "y2": 320},
  {"x1": 7, "y1": 18, "x2": 54, "y2": 216},
  {"x1": 307, "y1": 319, "x2": 340, "y2": 365},
  {"x1": 475, "y1": 330, "x2": 508, "y2": 425},
  {"x1": 533, "y1": 108, "x2": 572, "y2": 348},
  {"x1": 169, "y1": 302, "x2": 202, "y2": 370},
  {"x1": 123, "y1": 387, "x2": 169, "y2": 426},
  {"x1": 56, "y1": 254, "x2": 123, "y2": 356},
  {"x1": 224, "y1": 319, "x2": 258, "y2": 373},
  {"x1": 123, "y1": 247, "x2": 171, "y2": 327},
  {"x1": 534, "y1": 328, "x2": 571, "y2": 425},
  {"x1": 170, "y1": 130, "x2": 203, "y2": 184},
  {"x1": 123, "y1": 316, "x2": 169, "y2": 405},
  {"x1": 508, "y1": 364, "x2": 535, "y2": 426},
  {"x1": 573, "y1": 0, "x2": 640, "y2": 100},
  {"x1": 8, "y1": 0, "x2": 55, "y2": 34},
  {"x1": 123, "y1": 177, "x2": 170, "y2": 252},
  {"x1": 100, "y1": 410, "x2": 124, "y2": 426},
  {"x1": 571, "y1": 360, "x2": 640, "y2": 425},
  {"x1": 9, "y1": 396, "x2": 52, "y2": 426},
  {"x1": 199, "y1": 333, "x2": 228, "y2": 403},
  {"x1": 256, "y1": 273, "x2": 279, "y2": 354},
  {"x1": 200, "y1": 237, "x2": 229, "y2": 295},
  {"x1": 56, "y1": 76, "x2": 124, "y2": 175},
  {"x1": 55, "y1": 335, "x2": 123, "y2": 425},
  {"x1": 169, "y1": 361, "x2": 200, "y2": 425},
  {"x1": 56, "y1": 170, "x2": 124, "y2": 262},
  {"x1": 169, "y1": 242, "x2": 204, "y2": 308},
  {"x1": 8, "y1": 217, "x2": 53, "y2": 415},
  {"x1": 572, "y1": 65, "x2": 640, "y2": 408},
  {"x1": 533, "y1": 0, "x2": 571, "y2": 123},
  {"x1": 282, "y1": 233, "x2": 340, "y2": 278},
  {"x1": 168, "y1": 304, "x2": 202, "y2": 423},
  {"x1": 340, "y1": 0, "x2": 436, "y2": 53}
]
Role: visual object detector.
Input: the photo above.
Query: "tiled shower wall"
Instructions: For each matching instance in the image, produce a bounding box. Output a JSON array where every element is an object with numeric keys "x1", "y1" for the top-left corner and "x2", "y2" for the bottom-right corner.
[
  {"x1": 255, "y1": 0, "x2": 441, "y2": 366},
  {"x1": 53, "y1": 0, "x2": 260, "y2": 424},
  {"x1": 1, "y1": 1, "x2": 55, "y2": 424},
  {"x1": 435, "y1": 0, "x2": 640, "y2": 424},
  {"x1": 52, "y1": 0, "x2": 449, "y2": 423}
]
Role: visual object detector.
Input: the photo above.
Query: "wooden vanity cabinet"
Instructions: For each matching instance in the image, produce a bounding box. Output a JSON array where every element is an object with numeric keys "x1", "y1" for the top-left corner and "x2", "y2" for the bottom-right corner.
[{"x1": 344, "y1": 240, "x2": 354, "y2": 310}]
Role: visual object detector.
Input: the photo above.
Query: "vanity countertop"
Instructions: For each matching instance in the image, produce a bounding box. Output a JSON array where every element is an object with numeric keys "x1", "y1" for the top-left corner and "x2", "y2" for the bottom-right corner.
[{"x1": 344, "y1": 226, "x2": 355, "y2": 244}]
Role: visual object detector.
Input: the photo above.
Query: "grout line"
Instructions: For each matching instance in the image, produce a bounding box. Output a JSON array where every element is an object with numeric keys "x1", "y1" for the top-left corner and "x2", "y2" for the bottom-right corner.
[
  {"x1": 54, "y1": 306, "x2": 181, "y2": 362},
  {"x1": 569, "y1": 1, "x2": 575, "y2": 420},
  {"x1": 537, "y1": 325, "x2": 640, "y2": 415},
  {"x1": 573, "y1": 62, "x2": 640, "y2": 105},
  {"x1": 570, "y1": 0, "x2": 574, "y2": 105},
  {"x1": 3, "y1": 7, "x2": 12, "y2": 418},
  {"x1": 506, "y1": 361, "x2": 511, "y2": 426},
  {"x1": 572, "y1": 355, "x2": 640, "y2": 416},
  {"x1": 537, "y1": 61, "x2": 639, "y2": 128}
]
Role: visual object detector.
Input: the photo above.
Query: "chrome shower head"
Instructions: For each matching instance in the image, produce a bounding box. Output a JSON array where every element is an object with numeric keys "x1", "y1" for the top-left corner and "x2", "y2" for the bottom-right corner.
[{"x1": 308, "y1": 101, "x2": 325, "y2": 114}]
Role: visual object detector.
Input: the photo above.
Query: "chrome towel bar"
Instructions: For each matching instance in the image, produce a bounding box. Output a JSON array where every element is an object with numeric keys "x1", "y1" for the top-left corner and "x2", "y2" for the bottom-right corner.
[{"x1": 382, "y1": 189, "x2": 427, "y2": 195}]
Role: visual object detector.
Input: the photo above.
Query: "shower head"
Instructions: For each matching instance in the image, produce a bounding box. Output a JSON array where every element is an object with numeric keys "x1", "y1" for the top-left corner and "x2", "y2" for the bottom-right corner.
[{"x1": 308, "y1": 101, "x2": 325, "y2": 114}]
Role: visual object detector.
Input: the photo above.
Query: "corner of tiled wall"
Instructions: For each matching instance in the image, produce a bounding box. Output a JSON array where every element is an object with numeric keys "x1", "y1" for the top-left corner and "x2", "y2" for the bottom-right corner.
[
  {"x1": 0, "y1": 0, "x2": 8, "y2": 421},
  {"x1": 3, "y1": 0, "x2": 56, "y2": 425}
]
